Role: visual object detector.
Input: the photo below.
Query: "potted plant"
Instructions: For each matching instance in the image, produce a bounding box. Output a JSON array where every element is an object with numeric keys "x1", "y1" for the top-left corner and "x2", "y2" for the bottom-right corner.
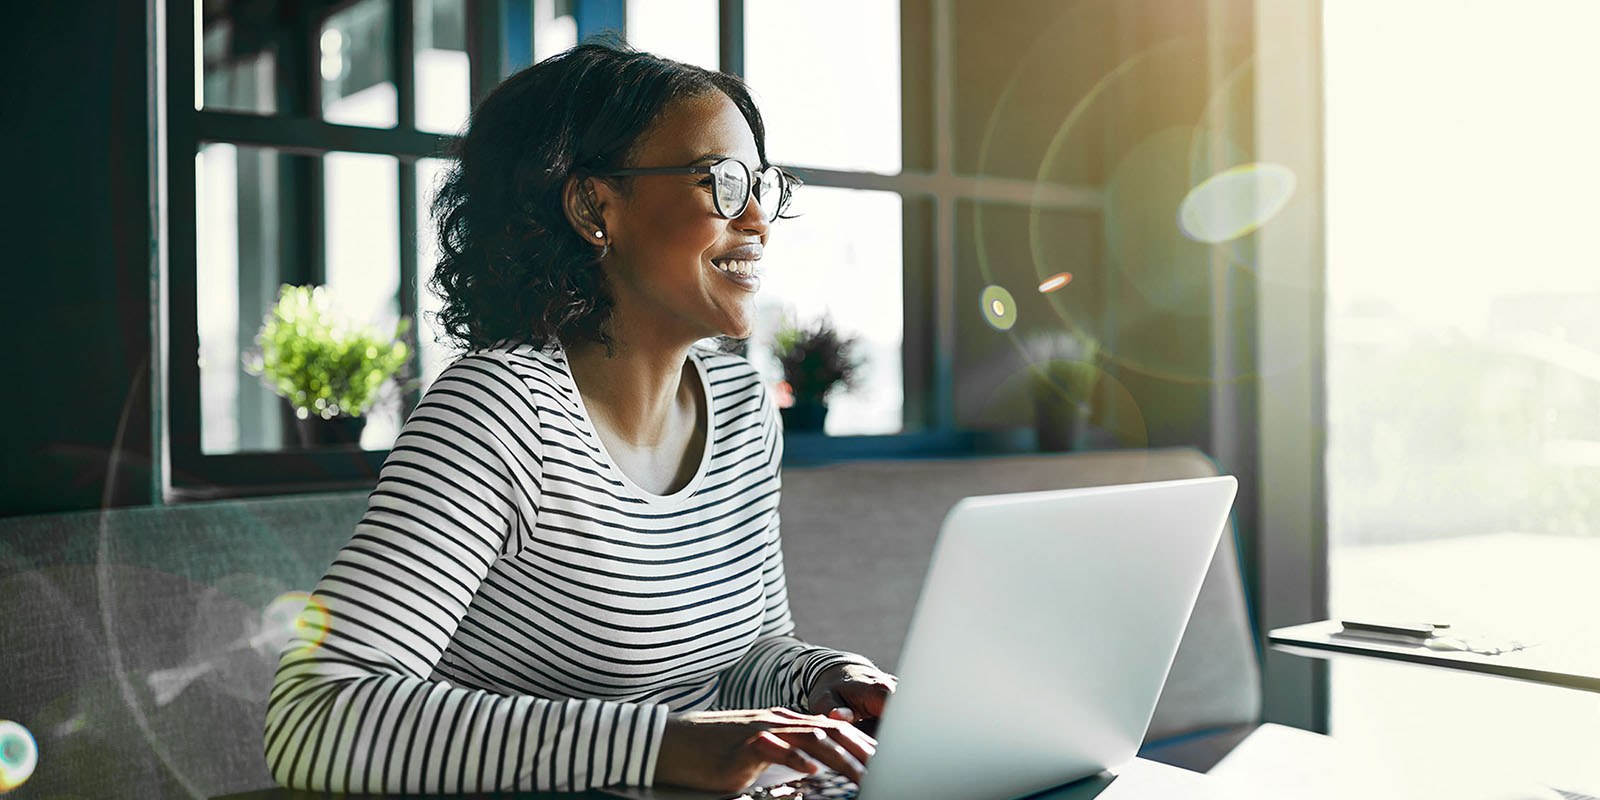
[
  {"x1": 770, "y1": 314, "x2": 863, "y2": 433},
  {"x1": 244, "y1": 284, "x2": 412, "y2": 448},
  {"x1": 1024, "y1": 328, "x2": 1101, "y2": 452}
]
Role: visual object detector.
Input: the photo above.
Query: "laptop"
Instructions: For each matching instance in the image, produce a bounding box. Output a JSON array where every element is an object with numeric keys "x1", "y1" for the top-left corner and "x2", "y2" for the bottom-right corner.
[{"x1": 606, "y1": 475, "x2": 1239, "y2": 800}]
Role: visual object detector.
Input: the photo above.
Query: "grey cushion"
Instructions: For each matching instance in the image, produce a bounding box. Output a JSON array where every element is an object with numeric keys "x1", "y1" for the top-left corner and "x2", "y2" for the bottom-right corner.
[
  {"x1": 0, "y1": 491, "x2": 369, "y2": 799},
  {"x1": 777, "y1": 448, "x2": 1262, "y2": 741}
]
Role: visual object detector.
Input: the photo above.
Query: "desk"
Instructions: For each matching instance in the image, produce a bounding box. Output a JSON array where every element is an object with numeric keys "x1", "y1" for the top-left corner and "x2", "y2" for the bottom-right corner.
[
  {"x1": 1269, "y1": 620, "x2": 1600, "y2": 692},
  {"x1": 1209, "y1": 722, "x2": 1589, "y2": 799},
  {"x1": 211, "y1": 757, "x2": 1220, "y2": 800}
]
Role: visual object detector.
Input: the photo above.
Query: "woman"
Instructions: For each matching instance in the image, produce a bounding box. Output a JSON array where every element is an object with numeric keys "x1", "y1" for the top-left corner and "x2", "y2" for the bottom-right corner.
[{"x1": 263, "y1": 41, "x2": 896, "y2": 795}]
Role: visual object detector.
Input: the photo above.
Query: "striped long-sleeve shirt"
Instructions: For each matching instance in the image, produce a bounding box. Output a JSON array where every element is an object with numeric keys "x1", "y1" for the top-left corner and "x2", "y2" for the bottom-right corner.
[{"x1": 263, "y1": 341, "x2": 873, "y2": 794}]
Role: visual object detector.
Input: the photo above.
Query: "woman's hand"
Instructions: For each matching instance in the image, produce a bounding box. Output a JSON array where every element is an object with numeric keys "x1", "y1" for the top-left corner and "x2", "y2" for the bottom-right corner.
[
  {"x1": 653, "y1": 707, "x2": 876, "y2": 793},
  {"x1": 805, "y1": 663, "x2": 898, "y2": 724}
]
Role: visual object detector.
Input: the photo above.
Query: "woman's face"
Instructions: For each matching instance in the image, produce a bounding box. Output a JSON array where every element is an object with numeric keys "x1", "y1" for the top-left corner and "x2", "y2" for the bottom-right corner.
[{"x1": 590, "y1": 91, "x2": 773, "y2": 344}]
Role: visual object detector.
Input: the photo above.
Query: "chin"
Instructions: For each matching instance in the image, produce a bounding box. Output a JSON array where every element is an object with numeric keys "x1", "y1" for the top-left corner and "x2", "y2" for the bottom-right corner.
[{"x1": 713, "y1": 309, "x2": 756, "y2": 340}]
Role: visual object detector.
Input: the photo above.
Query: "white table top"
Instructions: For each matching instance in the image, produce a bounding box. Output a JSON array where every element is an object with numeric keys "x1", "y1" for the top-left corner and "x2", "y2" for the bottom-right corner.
[{"x1": 1271, "y1": 619, "x2": 1600, "y2": 693}]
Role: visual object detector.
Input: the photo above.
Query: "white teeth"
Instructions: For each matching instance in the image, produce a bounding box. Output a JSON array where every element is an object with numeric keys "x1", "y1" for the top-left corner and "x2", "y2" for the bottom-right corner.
[{"x1": 715, "y1": 260, "x2": 758, "y2": 277}]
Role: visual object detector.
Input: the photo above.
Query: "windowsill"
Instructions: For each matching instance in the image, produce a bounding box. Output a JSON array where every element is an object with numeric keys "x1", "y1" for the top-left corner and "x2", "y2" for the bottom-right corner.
[
  {"x1": 165, "y1": 426, "x2": 1135, "y2": 502},
  {"x1": 781, "y1": 428, "x2": 1032, "y2": 466},
  {"x1": 780, "y1": 424, "x2": 1125, "y2": 466}
]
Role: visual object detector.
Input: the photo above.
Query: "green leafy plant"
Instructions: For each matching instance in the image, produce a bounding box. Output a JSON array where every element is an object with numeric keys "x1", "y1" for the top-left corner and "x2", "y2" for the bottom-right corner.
[
  {"x1": 1025, "y1": 328, "x2": 1101, "y2": 407},
  {"x1": 770, "y1": 314, "x2": 863, "y2": 404},
  {"x1": 244, "y1": 284, "x2": 412, "y2": 420}
]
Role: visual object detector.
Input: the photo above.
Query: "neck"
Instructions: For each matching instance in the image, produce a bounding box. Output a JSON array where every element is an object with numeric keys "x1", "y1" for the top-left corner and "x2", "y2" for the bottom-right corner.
[{"x1": 565, "y1": 333, "x2": 698, "y2": 448}]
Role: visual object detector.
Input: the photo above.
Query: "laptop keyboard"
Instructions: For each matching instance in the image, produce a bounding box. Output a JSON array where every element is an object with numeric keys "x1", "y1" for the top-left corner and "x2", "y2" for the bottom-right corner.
[{"x1": 739, "y1": 771, "x2": 859, "y2": 799}]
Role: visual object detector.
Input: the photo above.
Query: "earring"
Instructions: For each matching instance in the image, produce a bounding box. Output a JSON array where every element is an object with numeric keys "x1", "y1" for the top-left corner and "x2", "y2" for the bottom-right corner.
[{"x1": 593, "y1": 230, "x2": 605, "y2": 239}]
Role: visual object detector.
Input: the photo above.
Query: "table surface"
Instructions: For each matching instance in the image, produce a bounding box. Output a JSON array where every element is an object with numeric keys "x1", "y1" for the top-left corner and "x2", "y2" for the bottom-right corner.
[
  {"x1": 211, "y1": 757, "x2": 1217, "y2": 800},
  {"x1": 1269, "y1": 619, "x2": 1600, "y2": 692}
]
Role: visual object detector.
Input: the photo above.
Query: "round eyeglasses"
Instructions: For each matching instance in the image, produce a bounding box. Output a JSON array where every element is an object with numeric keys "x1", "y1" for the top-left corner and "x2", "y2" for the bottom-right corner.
[{"x1": 592, "y1": 157, "x2": 796, "y2": 220}]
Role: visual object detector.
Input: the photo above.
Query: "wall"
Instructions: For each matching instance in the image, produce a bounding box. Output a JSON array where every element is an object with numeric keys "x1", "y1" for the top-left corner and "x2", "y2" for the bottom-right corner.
[{"x1": 0, "y1": 1, "x2": 155, "y2": 516}]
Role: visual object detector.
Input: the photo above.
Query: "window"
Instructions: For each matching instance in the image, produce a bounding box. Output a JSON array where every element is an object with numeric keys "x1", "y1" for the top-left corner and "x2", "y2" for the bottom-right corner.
[
  {"x1": 1325, "y1": 1, "x2": 1600, "y2": 788},
  {"x1": 415, "y1": 0, "x2": 470, "y2": 134},
  {"x1": 171, "y1": 1, "x2": 1111, "y2": 496},
  {"x1": 745, "y1": 0, "x2": 900, "y2": 174},
  {"x1": 625, "y1": 0, "x2": 717, "y2": 71},
  {"x1": 753, "y1": 187, "x2": 904, "y2": 435},
  {"x1": 532, "y1": 0, "x2": 578, "y2": 63},
  {"x1": 170, "y1": 0, "x2": 489, "y2": 496},
  {"x1": 612, "y1": 0, "x2": 910, "y2": 437},
  {"x1": 415, "y1": 156, "x2": 458, "y2": 389},
  {"x1": 194, "y1": 142, "x2": 282, "y2": 454},
  {"x1": 319, "y1": 0, "x2": 398, "y2": 128},
  {"x1": 739, "y1": 1, "x2": 903, "y2": 436}
]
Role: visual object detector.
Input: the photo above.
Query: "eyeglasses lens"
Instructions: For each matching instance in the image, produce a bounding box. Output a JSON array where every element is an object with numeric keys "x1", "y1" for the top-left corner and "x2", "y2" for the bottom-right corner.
[
  {"x1": 755, "y1": 167, "x2": 787, "y2": 217},
  {"x1": 713, "y1": 162, "x2": 750, "y2": 218}
]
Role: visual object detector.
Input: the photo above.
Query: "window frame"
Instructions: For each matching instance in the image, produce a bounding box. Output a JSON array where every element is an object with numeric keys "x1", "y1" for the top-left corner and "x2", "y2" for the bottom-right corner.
[
  {"x1": 164, "y1": 0, "x2": 503, "y2": 500},
  {"x1": 159, "y1": 0, "x2": 1126, "y2": 499},
  {"x1": 747, "y1": 0, "x2": 1107, "y2": 450}
]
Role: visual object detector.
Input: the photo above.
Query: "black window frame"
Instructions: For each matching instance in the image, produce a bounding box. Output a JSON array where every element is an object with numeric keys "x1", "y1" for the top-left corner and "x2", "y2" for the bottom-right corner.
[
  {"x1": 165, "y1": 0, "x2": 497, "y2": 500},
  {"x1": 161, "y1": 0, "x2": 1106, "y2": 501}
]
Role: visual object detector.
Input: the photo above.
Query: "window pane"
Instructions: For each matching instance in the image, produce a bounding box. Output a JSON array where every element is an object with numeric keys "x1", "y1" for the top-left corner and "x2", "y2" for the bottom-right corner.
[
  {"x1": 753, "y1": 187, "x2": 902, "y2": 436},
  {"x1": 415, "y1": 0, "x2": 470, "y2": 134},
  {"x1": 953, "y1": 200, "x2": 1153, "y2": 447},
  {"x1": 197, "y1": 0, "x2": 277, "y2": 114},
  {"x1": 321, "y1": 0, "x2": 397, "y2": 128},
  {"x1": 949, "y1": 0, "x2": 1119, "y2": 182},
  {"x1": 533, "y1": 0, "x2": 577, "y2": 63},
  {"x1": 625, "y1": 0, "x2": 718, "y2": 71},
  {"x1": 744, "y1": 0, "x2": 899, "y2": 173},
  {"x1": 1326, "y1": 1, "x2": 1600, "y2": 789},
  {"x1": 323, "y1": 152, "x2": 402, "y2": 449},
  {"x1": 196, "y1": 143, "x2": 285, "y2": 454},
  {"x1": 416, "y1": 157, "x2": 460, "y2": 388}
]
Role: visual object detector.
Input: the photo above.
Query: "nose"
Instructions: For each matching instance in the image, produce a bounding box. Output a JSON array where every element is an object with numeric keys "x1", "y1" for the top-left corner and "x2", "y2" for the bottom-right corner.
[{"x1": 733, "y1": 189, "x2": 772, "y2": 236}]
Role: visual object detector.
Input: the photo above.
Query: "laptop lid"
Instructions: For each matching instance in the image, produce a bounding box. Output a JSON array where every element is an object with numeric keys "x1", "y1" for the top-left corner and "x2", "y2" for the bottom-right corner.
[{"x1": 857, "y1": 475, "x2": 1238, "y2": 800}]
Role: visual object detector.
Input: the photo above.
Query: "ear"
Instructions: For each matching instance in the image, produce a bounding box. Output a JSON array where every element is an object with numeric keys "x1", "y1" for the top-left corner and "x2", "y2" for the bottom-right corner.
[{"x1": 561, "y1": 173, "x2": 618, "y2": 242}]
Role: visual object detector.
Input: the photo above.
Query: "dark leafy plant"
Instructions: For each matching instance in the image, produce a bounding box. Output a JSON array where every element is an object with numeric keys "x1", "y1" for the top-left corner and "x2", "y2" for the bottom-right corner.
[
  {"x1": 1025, "y1": 328, "x2": 1101, "y2": 407},
  {"x1": 770, "y1": 315, "x2": 863, "y2": 404},
  {"x1": 244, "y1": 285, "x2": 413, "y2": 420}
]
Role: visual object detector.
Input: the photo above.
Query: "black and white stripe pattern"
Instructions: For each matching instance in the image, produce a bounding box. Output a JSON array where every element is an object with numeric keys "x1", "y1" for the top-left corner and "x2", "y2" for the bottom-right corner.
[{"x1": 263, "y1": 342, "x2": 871, "y2": 793}]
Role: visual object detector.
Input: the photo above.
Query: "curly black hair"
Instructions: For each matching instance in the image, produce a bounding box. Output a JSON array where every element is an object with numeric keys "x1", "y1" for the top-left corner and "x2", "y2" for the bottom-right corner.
[{"x1": 428, "y1": 39, "x2": 772, "y2": 354}]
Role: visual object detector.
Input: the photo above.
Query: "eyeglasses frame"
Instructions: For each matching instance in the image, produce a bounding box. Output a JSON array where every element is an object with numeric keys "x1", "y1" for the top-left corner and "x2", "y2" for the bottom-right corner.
[{"x1": 589, "y1": 157, "x2": 798, "y2": 220}]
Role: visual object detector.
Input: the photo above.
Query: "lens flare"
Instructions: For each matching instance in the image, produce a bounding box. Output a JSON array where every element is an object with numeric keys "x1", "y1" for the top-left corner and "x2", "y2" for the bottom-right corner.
[
  {"x1": 1037, "y1": 273, "x2": 1072, "y2": 294},
  {"x1": 981, "y1": 285, "x2": 1017, "y2": 331},
  {"x1": 259, "y1": 591, "x2": 331, "y2": 655},
  {"x1": 0, "y1": 720, "x2": 38, "y2": 793},
  {"x1": 1177, "y1": 162, "x2": 1297, "y2": 244}
]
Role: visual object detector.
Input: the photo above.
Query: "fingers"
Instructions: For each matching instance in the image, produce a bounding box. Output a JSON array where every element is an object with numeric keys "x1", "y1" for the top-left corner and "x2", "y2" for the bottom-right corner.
[
  {"x1": 767, "y1": 714, "x2": 875, "y2": 781},
  {"x1": 745, "y1": 731, "x2": 818, "y2": 777},
  {"x1": 812, "y1": 666, "x2": 899, "y2": 721},
  {"x1": 844, "y1": 672, "x2": 896, "y2": 716},
  {"x1": 843, "y1": 679, "x2": 894, "y2": 719},
  {"x1": 771, "y1": 707, "x2": 877, "y2": 750},
  {"x1": 766, "y1": 726, "x2": 869, "y2": 783}
]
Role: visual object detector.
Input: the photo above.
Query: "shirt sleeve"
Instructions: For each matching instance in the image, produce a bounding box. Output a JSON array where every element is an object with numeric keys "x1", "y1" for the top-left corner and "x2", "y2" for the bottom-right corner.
[
  {"x1": 262, "y1": 352, "x2": 669, "y2": 794},
  {"x1": 713, "y1": 376, "x2": 878, "y2": 711}
]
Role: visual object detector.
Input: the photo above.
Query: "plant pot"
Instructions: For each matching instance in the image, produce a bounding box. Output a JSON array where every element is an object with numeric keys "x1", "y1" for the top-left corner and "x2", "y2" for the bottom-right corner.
[
  {"x1": 292, "y1": 412, "x2": 367, "y2": 449},
  {"x1": 1034, "y1": 397, "x2": 1089, "y2": 453},
  {"x1": 780, "y1": 399, "x2": 829, "y2": 433}
]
